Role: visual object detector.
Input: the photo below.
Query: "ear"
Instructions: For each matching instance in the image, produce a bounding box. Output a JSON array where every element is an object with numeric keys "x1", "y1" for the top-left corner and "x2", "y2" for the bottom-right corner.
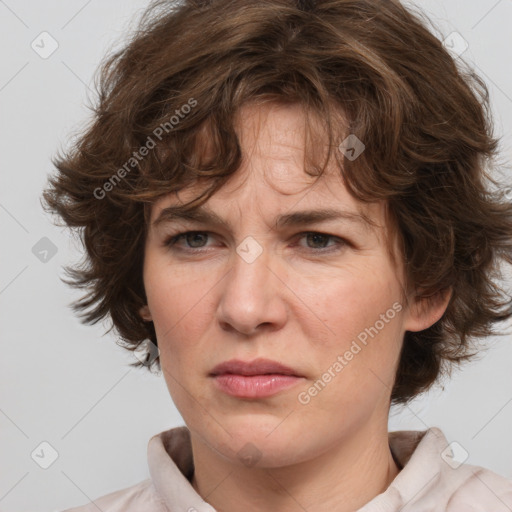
[
  {"x1": 139, "y1": 305, "x2": 153, "y2": 322},
  {"x1": 403, "y1": 287, "x2": 452, "y2": 332}
]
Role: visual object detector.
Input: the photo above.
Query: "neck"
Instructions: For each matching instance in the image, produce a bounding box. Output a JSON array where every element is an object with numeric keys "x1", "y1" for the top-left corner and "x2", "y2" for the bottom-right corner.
[{"x1": 190, "y1": 424, "x2": 401, "y2": 512}]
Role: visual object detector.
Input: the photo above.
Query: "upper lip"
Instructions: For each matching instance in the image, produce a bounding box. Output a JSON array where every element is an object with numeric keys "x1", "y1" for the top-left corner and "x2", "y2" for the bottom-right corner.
[{"x1": 210, "y1": 358, "x2": 302, "y2": 377}]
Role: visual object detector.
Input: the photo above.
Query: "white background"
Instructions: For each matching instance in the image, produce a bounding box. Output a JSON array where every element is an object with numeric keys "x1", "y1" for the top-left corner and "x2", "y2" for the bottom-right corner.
[{"x1": 1, "y1": 1, "x2": 511, "y2": 511}]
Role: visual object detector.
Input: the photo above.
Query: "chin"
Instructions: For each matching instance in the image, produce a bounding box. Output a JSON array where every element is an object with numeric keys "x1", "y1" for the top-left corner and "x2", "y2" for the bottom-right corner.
[{"x1": 203, "y1": 418, "x2": 312, "y2": 468}]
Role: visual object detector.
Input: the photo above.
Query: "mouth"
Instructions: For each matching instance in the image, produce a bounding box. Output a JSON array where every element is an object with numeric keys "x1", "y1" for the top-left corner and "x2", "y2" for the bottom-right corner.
[
  {"x1": 209, "y1": 358, "x2": 305, "y2": 398},
  {"x1": 210, "y1": 358, "x2": 302, "y2": 377}
]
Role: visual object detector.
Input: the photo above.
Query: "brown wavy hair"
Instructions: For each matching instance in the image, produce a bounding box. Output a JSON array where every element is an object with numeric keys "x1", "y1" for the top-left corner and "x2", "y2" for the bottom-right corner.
[{"x1": 42, "y1": 0, "x2": 512, "y2": 406}]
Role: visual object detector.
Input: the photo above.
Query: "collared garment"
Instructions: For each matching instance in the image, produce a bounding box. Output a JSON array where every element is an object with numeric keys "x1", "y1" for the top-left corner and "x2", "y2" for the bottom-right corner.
[{"x1": 62, "y1": 426, "x2": 512, "y2": 512}]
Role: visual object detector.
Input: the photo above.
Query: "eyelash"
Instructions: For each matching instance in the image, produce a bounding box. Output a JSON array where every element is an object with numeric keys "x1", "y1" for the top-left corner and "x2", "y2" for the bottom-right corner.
[{"x1": 162, "y1": 231, "x2": 348, "y2": 254}]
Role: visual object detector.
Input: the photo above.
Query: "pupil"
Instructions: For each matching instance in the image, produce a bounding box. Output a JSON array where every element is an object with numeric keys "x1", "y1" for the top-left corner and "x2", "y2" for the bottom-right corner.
[
  {"x1": 187, "y1": 232, "x2": 207, "y2": 247},
  {"x1": 308, "y1": 233, "x2": 328, "y2": 248}
]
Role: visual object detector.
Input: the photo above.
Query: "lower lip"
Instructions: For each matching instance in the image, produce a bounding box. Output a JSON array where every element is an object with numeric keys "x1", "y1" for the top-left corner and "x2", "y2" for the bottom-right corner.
[{"x1": 212, "y1": 374, "x2": 303, "y2": 398}]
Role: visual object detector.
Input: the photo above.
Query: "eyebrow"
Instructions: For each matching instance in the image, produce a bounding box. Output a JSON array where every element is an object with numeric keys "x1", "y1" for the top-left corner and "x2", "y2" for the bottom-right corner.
[{"x1": 152, "y1": 205, "x2": 376, "y2": 231}]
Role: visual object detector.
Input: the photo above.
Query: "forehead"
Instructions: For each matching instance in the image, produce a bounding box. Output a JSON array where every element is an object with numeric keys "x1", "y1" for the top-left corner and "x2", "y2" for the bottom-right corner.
[{"x1": 149, "y1": 101, "x2": 381, "y2": 224}]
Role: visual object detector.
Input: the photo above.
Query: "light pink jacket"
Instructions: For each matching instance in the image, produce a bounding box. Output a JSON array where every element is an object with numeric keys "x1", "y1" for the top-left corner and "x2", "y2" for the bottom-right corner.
[{"x1": 62, "y1": 426, "x2": 512, "y2": 511}]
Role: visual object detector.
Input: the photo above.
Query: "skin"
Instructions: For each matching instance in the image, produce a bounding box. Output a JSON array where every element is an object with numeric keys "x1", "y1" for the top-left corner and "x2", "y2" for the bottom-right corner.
[{"x1": 139, "y1": 102, "x2": 451, "y2": 512}]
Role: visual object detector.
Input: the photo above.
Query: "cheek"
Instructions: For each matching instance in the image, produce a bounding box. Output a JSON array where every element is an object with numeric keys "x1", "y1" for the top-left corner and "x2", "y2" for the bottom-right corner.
[
  {"x1": 294, "y1": 261, "x2": 403, "y2": 344},
  {"x1": 145, "y1": 269, "x2": 217, "y2": 410},
  {"x1": 144, "y1": 263, "x2": 216, "y2": 360},
  {"x1": 293, "y1": 269, "x2": 403, "y2": 423},
  {"x1": 291, "y1": 262, "x2": 405, "y2": 409}
]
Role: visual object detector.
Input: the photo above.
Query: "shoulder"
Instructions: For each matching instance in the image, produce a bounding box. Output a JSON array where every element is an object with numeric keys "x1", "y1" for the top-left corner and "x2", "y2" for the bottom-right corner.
[
  {"x1": 445, "y1": 464, "x2": 512, "y2": 511},
  {"x1": 428, "y1": 427, "x2": 512, "y2": 510},
  {"x1": 386, "y1": 427, "x2": 512, "y2": 511},
  {"x1": 60, "y1": 478, "x2": 168, "y2": 512}
]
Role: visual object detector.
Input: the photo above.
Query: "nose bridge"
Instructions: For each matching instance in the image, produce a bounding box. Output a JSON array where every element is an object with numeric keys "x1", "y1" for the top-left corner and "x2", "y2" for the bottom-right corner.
[
  {"x1": 216, "y1": 236, "x2": 286, "y2": 334},
  {"x1": 227, "y1": 237, "x2": 273, "y2": 307}
]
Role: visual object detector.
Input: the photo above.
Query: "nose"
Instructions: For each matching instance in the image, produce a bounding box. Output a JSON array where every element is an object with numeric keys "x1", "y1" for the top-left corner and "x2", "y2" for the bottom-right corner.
[{"x1": 216, "y1": 242, "x2": 288, "y2": 336}]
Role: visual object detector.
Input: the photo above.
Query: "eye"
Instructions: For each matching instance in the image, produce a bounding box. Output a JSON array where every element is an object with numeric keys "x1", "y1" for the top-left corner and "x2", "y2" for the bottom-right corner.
[
  {"x1": 292, "y1": 231, "x2": 349, "y2": 253},
  {"x1": 164, "y1": 231, "x2": 212, "y2": 249},
  {"x1": 163, "y1": 230, "x2": 348, "y2": 254},
  {"x1": 296, "y1": 232, "x2": 346, "y2": 251}
]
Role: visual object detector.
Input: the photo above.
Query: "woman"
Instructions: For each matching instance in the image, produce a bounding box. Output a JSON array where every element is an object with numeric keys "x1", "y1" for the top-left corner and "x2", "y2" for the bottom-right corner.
[{"x1": 43, "y1": 0, "x2": 512, "y2": 510}]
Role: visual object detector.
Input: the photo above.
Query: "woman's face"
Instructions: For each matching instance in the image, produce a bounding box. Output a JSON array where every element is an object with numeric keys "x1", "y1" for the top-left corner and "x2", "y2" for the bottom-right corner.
[{"x1": 140, "y1": 102, "x2": 438, "y2": 468}]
